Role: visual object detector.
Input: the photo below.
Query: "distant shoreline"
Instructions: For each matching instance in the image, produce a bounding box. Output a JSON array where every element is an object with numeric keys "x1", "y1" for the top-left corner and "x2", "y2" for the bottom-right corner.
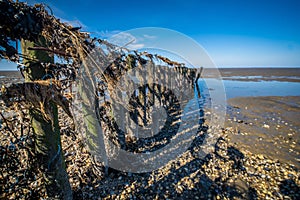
[
  {"x1": 1, "y1": 68, "x2": 300, "y2": 83},
  {"x1": 200, "y1": 67, "x2": 300, "y2": 82}
]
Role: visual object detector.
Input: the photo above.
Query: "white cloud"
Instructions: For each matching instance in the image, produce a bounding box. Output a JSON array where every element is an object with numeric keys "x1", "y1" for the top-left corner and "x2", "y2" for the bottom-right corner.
[
  {"x1": 127, "y1": 43, "x2": 145, "y2": 49},
  {"x1": 95, "y1": 30, "x2": 122, "y2": 39},
  {"x1": 108, "y1": 32, "x2": 145, "y2": 50},
  {"x1": 143, "y1": 34, "x2": 157, "y2": 39}
]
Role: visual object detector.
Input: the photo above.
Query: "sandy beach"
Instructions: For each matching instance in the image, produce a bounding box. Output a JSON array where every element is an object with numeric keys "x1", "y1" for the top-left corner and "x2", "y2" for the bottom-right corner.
[
  {"x1": 226, "y1": 96, "x2": 300, "y2": 167},
  {"x1": 1, "y1": 68, "x2": 300, "y2": 199}
]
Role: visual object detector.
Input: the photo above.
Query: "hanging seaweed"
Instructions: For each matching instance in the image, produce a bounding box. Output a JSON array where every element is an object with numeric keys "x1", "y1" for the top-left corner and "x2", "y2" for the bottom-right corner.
[{"x1": 0, "y1": 1, "x2": 201, "y2": 199}]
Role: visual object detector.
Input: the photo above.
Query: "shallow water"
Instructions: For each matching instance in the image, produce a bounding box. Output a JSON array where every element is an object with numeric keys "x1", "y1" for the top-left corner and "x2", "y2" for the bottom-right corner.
[
  {"x1": 196, "y1": 78, "x2": 300, "y2": 167},
  {"x1": 223, "y1": 80, "x2": 300, "y2": 99},
  {"x1": 222, "y1": 75, "x2": 300, "y2": 81},
  {"x1": 199, "y1": 78, "x2": 300, "y2": 100}
]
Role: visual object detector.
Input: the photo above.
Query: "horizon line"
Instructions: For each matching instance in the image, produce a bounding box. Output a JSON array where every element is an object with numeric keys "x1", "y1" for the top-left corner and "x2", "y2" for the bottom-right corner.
[{"x1": 1, "y1": 66, "x2": 300, "y2": 72}]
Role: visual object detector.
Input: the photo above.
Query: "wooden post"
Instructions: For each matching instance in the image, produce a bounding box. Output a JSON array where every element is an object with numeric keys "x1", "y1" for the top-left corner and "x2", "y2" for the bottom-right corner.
[{"x1": 21, "y1": 38, "x2": 72, "y2": 200}]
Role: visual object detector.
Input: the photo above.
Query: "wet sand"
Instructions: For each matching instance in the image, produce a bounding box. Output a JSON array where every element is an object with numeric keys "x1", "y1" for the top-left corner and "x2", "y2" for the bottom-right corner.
[
  {"x1": 0, "y1": 71, "x2": 23, "y2": 85},
  {"x1": 226, "y1": 96, "x2": 300, "y2": 167},
  {"x1": 219, "y1": 68, "x2": 300, "y2": 78},
  {"x1": 204, "y1": 67, "x2": 300, "y2": 82}
]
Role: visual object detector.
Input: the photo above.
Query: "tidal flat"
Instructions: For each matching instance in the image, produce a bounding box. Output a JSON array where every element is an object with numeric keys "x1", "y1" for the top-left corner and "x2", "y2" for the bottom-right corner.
[{"x1": 1, "y1": 68, "x2": 299, "y2": 199}]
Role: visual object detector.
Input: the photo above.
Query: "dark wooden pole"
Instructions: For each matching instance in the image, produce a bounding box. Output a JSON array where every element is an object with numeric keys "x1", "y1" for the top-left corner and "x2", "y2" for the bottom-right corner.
[{"x1": 21, "y1": 38, "x2": 72, "y2": 200}]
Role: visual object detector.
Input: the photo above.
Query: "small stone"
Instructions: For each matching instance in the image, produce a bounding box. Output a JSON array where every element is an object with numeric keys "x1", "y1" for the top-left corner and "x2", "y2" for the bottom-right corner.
[
  {"x1": 257, "y1": 154, "x2": 264, "y2": 160},
  {"x1": 263, "y1": 124, "x2": 270, "y2": 128}
]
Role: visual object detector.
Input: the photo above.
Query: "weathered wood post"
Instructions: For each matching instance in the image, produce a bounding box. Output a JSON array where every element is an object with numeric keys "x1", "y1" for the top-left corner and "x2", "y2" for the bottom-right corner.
[{"x1": 21, "y1": 37, "x2": 72, "y2": 199}]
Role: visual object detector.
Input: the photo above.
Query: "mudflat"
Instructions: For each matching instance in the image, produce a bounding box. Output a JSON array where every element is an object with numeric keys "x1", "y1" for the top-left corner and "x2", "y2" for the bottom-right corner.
[
  {"x1": 226, "y1": 96, "x2": 300, "y2": 167},
  {"x1": 203, "y1": 67, "x2": 300, "y2": 82},
  {"x1": 0, "y1": 71, "x2": 23, "y2": 85},
  {"x1": 220, "y1": 68, "x2": 300, "y2": 78}
]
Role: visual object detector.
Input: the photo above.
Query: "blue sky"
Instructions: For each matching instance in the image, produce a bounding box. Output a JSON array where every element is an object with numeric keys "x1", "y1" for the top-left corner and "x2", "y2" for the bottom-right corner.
[{"x1": 1, "y1": 0, "x2": 300, "y2": 69}]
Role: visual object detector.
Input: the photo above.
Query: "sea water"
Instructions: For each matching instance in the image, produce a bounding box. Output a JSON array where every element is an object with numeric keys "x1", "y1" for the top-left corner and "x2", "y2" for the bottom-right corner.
[{"x1": 198, "y1": 78, "x2": 300, "y2": 100}]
